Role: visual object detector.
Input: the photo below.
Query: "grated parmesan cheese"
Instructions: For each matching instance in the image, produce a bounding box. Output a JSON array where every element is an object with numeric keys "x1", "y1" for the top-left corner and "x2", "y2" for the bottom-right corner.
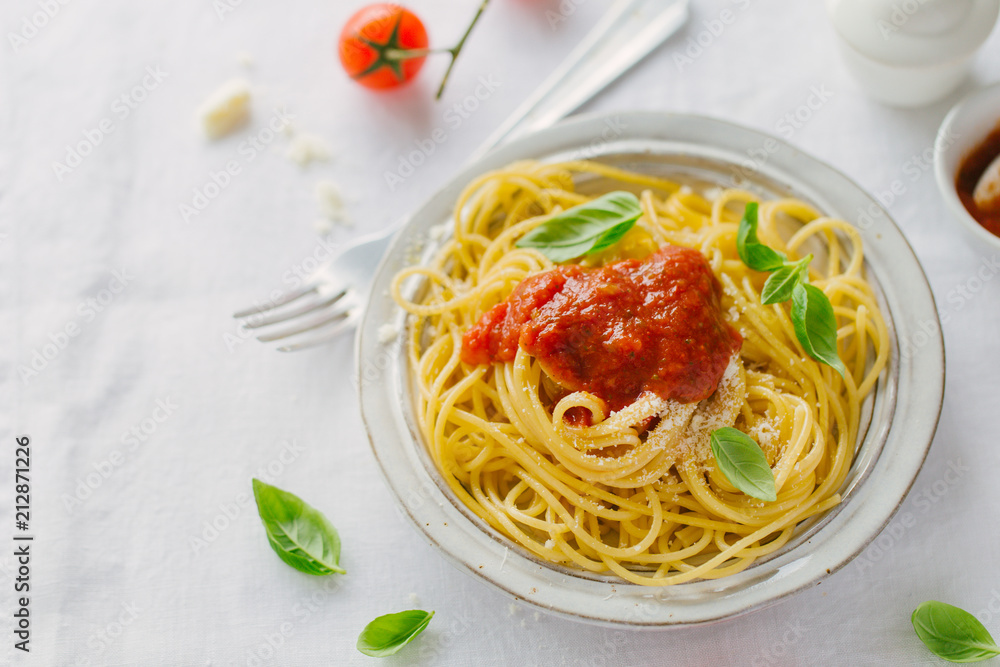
[
  {"x1": 286, "y1": 133, "x2": 331, "y2": 166},
  {"x1": 377, "y1": 323, "x2": 400, "y2": 344},
  {"x1": 670, "y1": 355, "x2": 744, "y2": 462},
  {"x1": 315, "y1": 180, "x2": 351, "y2": 226},
  {"x1": 428, "y1": 223, "x2": 450, "y2": 242},
  {"x1": 703, "y1": 186, "x2": 724, "y2": 201},
  {"x1": 750, "y1": 419, "x2": 779, "y2": 449},
  {"x1": 197, "y1": 79, "x2": 252, "y2": 139}
]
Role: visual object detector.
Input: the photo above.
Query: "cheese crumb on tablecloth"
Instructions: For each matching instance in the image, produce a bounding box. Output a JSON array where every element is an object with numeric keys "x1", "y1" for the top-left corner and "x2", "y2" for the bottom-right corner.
[
  {"x1": 286, "y1": 133, "x2": 331, "y2": 167},
  {"x1": 197, "y1": 79, "x2": 252, "y2": 139},
  {"x1": 315, "y1": 180, "x2": 351, "y2": 227}
]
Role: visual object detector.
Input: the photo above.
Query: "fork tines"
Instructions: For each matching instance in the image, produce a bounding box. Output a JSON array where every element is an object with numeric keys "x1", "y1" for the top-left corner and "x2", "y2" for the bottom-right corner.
[{"x1": 233, "y1": 286, "x2": 355, "y2": 352}]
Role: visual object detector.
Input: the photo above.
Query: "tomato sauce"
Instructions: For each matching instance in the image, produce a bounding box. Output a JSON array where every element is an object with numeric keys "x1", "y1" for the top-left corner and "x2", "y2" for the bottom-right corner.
[
  {"x1": 956, "y1": 121, "x2": 1000, "y2": 238},
  {"x1": 461, "y1": 246, "x2": 742, "y2": 412}
]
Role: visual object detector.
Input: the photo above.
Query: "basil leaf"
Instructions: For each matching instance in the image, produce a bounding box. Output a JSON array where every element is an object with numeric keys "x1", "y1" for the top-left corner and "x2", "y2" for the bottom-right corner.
[
  {"x1": 251, "y1": 478, "x2": 345, "y2": 575},
  {"x1": 912, "y1": 601, "x2": 1000, "y2": 663},
  {"x1": 761, "y1": 255, "x2": 812, "y2": 305},
  {"x1": 791, "y1": 283, "x2": 846, "y2": 377},
  {"x1": 515, "y1": 191, "x2": 641, "y2": 262},
  {"x1": 737, "y1": 202, "x2": 786, "y2": 272},
  {"x1": 357, "y1": 610, "x2": 435, "y2": 657},
  {"x1": 709, "y1": 427, "x2": 777, "y2": 502}
]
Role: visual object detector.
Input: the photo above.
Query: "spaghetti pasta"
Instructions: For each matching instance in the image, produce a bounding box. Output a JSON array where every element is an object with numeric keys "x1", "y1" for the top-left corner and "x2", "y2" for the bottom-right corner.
[{"x1": 391, "y1": 159, "x2": 889, "y2": 586}]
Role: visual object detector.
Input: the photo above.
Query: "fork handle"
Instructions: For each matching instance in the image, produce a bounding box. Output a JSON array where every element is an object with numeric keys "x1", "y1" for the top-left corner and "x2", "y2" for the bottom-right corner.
[{"x1": 469, "y1": 0, "x2": 690, "y2": 162}]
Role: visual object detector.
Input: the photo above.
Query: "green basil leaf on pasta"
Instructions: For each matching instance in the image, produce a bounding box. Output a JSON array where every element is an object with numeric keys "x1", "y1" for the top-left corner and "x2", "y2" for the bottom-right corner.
[
  {"x1": 761, "y1": 255, "x2": 811, "y2": 305},
  {"x1": 791, "y1": 283, "x2": 846, "y2": 377},
  {"x1": 912, "y1": 601, "x2": 1000, "y2": 663},
  {"x1": 357, "y1": 610, "x2": 435, "y2": 657},
  {"x1": 251, "y1": 478, "x2": 345, "y2": 575},
  {"x1": 709, "y1": 427, "x2": 777, "y2": 502},
  {"x1": 515, "y1": 191, "x2": 642, "y2": 262},
  {"x1": 736, "y1": 202, "x2": 786, "y2": 272}
]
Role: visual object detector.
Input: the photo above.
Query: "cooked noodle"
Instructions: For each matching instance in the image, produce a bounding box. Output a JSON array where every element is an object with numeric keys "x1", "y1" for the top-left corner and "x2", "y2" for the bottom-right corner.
[{"x1": 391, "y1": 160, "x2": 889, "y2": 586}]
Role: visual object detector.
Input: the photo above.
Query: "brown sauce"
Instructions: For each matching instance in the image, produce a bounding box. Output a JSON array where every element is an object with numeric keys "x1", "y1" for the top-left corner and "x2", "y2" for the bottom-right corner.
[{"x1": 956, "y1": 122, "x2": 1000, "y2": 238}]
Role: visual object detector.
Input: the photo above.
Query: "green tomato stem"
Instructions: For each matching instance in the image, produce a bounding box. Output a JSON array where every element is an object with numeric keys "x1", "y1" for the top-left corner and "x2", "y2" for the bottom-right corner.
[
  {"x1": 435, "y1": 0, "x2": 491, "y2": 100},
  {"x1": 384, "y1": 47, "x2": 448, "y2": 60},
  {"x1": 379, "y1": 0, "x2": 490, "y2": 98}
]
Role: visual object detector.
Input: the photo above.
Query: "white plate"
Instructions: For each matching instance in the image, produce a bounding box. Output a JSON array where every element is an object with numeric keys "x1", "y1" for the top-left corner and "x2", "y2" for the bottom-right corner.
[{"x1": 356, "y1": 112, "x2": 944, "y2": 627}]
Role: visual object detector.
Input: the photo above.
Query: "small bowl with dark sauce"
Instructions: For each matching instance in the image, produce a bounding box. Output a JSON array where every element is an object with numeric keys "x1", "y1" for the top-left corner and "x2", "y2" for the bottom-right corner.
[{"x1": 935, "y1": 81, "x2": 1000, "y2": 250}]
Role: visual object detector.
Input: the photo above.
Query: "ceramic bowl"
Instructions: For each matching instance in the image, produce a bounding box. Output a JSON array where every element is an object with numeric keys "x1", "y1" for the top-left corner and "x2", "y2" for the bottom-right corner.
[
  {"x1": 935, "y1": 81, "x2": 1000, "y2": 252},
  {"x1": 357, "y1": 112, "x2": 945, "y2": 627}
]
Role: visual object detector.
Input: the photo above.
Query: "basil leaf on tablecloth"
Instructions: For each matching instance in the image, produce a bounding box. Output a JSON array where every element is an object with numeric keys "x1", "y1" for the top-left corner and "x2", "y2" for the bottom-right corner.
[{"x1": 252, "y1": 478, "x2": 345, "y2": 575}]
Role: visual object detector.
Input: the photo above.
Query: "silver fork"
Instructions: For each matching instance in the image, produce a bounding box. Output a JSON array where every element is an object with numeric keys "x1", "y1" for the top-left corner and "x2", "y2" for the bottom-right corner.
[{"x1": 234, "y1": 0, "x2": 689, "y2": 352}]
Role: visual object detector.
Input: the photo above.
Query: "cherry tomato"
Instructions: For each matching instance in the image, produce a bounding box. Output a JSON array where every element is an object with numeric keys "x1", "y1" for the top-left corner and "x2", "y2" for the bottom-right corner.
[{"x1": 338, "y1": 4, "x2": 429, "y2": 90}]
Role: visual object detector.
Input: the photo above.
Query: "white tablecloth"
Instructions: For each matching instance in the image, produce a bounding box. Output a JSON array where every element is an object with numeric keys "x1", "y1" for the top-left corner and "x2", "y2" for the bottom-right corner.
[{"x1": 3, "y1": 0, "x2": 1000, "y2": 664}]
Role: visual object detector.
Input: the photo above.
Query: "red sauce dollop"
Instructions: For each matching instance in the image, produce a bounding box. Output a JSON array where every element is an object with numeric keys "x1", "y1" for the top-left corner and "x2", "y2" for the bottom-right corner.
[
  {"x1": 461, "y1": 246, "x2": 742, "y2": 412},
  {"x1": 957, "y1": 122, "x2": 1000, "y2": 238}
]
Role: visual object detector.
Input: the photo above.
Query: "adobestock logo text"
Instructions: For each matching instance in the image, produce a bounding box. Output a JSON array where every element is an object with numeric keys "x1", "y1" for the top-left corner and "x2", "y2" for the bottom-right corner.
[
  {"x1": 17, "y1": 268, "x2": 134, "y2": 384},
  {"x1": 7, "y1": 0, "x2": 73, "y2": 52}
]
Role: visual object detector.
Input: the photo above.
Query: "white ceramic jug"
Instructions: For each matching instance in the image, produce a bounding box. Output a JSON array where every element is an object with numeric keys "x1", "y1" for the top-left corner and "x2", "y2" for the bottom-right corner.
[{"x1": 827, "y1": 0, "x2": 999, "y2": 107}]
